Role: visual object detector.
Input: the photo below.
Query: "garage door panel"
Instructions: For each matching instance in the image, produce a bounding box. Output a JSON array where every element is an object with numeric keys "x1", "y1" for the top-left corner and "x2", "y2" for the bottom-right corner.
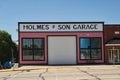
[{"x1": 48, "y1": 36, "x2": 76, "y2": 65}]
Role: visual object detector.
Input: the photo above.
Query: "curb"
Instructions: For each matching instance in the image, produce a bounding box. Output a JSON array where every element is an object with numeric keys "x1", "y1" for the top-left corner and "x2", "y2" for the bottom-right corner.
[
  {"x1": 0, "y1": 68, "x2": 46, "y2": 72},
  {"x1": 0, "y1": 67, "x2": 76, "y2": 72}
]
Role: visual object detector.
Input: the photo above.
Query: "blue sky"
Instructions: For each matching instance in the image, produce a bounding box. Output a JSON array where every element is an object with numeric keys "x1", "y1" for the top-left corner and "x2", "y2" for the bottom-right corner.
[{"x1": 0, "y1": 0, "x2": 120, "y2": 41}]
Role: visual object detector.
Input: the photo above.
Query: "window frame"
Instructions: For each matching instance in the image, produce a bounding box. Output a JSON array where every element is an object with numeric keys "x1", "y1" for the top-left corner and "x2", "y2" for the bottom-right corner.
[
  {"x1": 79, "y1": 37, "x2": 102, "y2": 60},
  {"x1": 22, "y1": 38, "x2": 45, "y2": 61}
]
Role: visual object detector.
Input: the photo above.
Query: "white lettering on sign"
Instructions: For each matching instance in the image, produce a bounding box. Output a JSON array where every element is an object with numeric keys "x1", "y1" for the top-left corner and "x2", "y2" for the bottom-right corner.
[{"x1": 19, "y1": 23, "x2": 103, "y2": 32}]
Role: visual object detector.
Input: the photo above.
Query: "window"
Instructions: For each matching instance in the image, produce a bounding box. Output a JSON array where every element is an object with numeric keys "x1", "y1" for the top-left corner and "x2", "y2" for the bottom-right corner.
[
  {"x1": 114, "y1": 31, "x2": 120, "y2": 35},
  {"x1": 80, "y1": 38, "x2": 101, "y2": 60},
  {"x1": 22, "y1": 38, "x2": 44, "y2": 61}
]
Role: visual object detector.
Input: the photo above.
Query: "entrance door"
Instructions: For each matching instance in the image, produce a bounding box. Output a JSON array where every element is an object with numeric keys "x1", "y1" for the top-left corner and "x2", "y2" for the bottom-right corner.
[
  {"x1": 108, "y1": 49, "x2": 120, "y2": 64},
  {"x1": 48, "y1": 36, "x2": 76, "y2": 65}
]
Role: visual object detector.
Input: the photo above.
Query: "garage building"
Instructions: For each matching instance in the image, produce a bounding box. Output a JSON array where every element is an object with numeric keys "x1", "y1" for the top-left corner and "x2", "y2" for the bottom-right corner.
[{"x1": 18, "y1": 22, "x2": 104, "y2": 65}]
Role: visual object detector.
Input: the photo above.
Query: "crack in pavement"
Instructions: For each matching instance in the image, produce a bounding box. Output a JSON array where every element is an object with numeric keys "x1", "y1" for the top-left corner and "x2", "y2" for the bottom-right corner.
[
  {"x1": 81, "y1": 70, "x2": 101, "y2": 80},
  {"x1": 2, "y1": 74, "x2": 11, "y2": 80},
  {"x1": 77, "y1": 68, "x2": 101, "y2": 80},
  {"x1": 38, "y1": 68, "x2": 48, "y2": 80},
  {"x1": 1, "y1": 71, "x2": 23, "y2": 80}
]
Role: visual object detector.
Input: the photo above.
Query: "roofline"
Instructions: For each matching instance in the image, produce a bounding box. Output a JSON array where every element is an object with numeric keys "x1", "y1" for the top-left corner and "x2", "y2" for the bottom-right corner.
[
  {"x1": 104, "y1": 24, "x2": 120, "y2": 26},
  {"x1": 18, "y1": 22, "x2": 104, "y2": 24},
  {"x1": 105, "y1": 44, "x2": 120, "y2": 46},
  {"x1": 18, "y1": 22, "x2": 120, "y2": 26}
]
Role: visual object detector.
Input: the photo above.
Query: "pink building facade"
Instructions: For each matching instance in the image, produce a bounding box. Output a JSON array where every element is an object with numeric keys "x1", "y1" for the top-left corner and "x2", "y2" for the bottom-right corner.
[{"x1": 19, "y1": 22, "x2": 104, "y2": 65}]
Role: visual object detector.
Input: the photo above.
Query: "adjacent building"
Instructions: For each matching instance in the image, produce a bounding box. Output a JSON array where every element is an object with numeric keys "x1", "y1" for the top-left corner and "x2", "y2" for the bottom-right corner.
[{"x1": 104, "y1": 25, "x2": 120, "y2": 64}]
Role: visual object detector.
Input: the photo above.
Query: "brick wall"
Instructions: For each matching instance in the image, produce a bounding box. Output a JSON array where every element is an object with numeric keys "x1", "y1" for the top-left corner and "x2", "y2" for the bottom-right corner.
[{"x1": 104, "y1": 25, "x2": 120, "y2": 43}]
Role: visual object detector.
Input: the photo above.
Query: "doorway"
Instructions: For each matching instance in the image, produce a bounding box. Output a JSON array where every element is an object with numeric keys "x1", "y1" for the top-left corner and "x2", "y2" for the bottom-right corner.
[{"x1": 108, "y1": 48, "x2": 120, "y2": 64}]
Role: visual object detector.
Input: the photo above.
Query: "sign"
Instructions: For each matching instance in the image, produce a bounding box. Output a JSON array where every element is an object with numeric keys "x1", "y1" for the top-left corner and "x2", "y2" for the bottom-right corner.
[{"x1": 19, "y1": 23, "x2": 103, "y2": 32}]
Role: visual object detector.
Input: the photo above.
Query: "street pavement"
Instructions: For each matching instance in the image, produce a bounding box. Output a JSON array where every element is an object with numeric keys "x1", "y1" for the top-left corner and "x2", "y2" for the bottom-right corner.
[{"x1": 0, "y1": 65, "x2": 120, "y2": 80}]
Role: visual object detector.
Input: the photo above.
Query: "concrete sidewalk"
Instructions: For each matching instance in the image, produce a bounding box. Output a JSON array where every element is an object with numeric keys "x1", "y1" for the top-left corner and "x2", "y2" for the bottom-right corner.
[{"x1": 1, "y1": 65, "x2": 120, "y2": 72}]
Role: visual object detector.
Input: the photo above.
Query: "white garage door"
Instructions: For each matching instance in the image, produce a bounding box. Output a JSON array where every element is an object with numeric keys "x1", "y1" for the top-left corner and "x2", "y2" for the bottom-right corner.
[{"x1": 48, "y1": 36, "x2": 76, "y2": 65}]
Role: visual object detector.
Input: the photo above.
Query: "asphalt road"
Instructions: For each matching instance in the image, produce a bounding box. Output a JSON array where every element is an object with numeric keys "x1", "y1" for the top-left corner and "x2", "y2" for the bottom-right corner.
[{"x1": 0, "y1": 65, "x2": 120, "y2": 80}]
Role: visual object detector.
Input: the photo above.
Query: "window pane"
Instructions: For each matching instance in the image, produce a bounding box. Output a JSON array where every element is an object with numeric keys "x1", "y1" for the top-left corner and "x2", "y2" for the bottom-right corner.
[
  {"x1": 80, "y1": 38, "x2": 90, "y2": 48},
  {"x1": 23, "y1": 50, "x2": 33, "y2": 60},
  {"x1": 23, "y1": 39, "x2": 33, "y2": 48},
  {"x1": 34, "y1": 39, "x2": 44, "y2": 48},
  {"x1": 34, "y1": 50, "x2": 44, "y2": 60},
  {"x1": 80, "y1": 49, "x2": 90, "y2": 59},
  {"x1": 22, "y1": 38, "x2": 45, "y2": 61},
  {"x1": 91, "y1": 38, "x2": 101, "y2": 48},
  {"x1": 91, "y1": 49, "x2": 101, "y2": 59}
]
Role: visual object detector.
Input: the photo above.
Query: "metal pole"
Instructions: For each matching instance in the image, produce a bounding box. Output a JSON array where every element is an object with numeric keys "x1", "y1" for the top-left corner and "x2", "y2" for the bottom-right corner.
[
  {"x1": 12, "y1": 48, "x2": 14, "y2": 63},
  {"x1": 117, "y1": 49, "x2": 119, "y2": 63}
]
